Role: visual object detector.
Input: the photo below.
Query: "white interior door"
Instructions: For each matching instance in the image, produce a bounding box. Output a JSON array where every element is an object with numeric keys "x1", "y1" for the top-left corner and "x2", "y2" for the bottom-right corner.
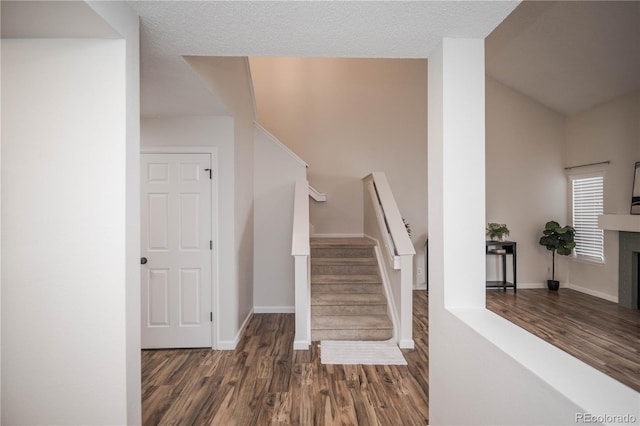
[{"x1": 141, "y1": 153, "x2": 212, "y2": 348}]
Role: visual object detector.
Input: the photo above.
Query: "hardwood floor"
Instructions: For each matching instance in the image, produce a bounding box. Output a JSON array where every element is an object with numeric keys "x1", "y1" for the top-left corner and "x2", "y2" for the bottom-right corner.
[
  {"x1": 487, "y1": 288, "x2": 640, "y2": 392},
  {"x1": 142, "y1": 291, "x2": 429, "y2": 425},
  {"x1": 142, "y1": 288, "x2": 639, "y2": 425}
]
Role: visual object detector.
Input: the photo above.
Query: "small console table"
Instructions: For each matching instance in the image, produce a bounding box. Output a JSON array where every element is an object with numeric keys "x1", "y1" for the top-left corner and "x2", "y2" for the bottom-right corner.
[{"x1": 486, "y1": 240, "x2": 517, "y2": 292}]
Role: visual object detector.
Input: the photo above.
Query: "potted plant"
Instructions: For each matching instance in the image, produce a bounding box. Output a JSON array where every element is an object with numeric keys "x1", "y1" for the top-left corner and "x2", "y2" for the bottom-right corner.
[
  {"x1": 538, "y1": 221, "x2": 576, "y2": 291},
  {"x1": 486, "y1": 223, "x2": 510, "y2": 241}
]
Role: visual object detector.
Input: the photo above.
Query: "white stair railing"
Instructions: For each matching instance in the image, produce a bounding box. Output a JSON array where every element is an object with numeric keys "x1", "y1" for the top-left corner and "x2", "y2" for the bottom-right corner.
[
  {"x1": 363, "y1": 172, "x2": 415, "y2": 349},
  {"x1": 292, "y1": 180, "x2": 311, "y2": 350},
  {"x1": 308, "y1": 184, "x2": 326, "y2": 202}
]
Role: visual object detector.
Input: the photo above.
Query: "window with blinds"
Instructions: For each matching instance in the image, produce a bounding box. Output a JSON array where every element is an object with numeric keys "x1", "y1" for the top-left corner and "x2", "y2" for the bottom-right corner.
[{"x1": 571, "y1": 175, "x2": 604, "y2": 262}]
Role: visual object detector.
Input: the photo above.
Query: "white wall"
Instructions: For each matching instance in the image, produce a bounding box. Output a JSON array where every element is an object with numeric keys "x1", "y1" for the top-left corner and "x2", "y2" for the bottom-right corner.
[
  {"x1": 2, "y1": 39, "x2": 129, "y2": 425},
  {"x1": 249, "y1": 57, "x2": 429, "y2": 288},
  {"x1": 566, "y1": 90, "x2": 640, "y2": 299},
  {"x1": 86, "y1": 2, "x2": 142, "y2": 422},
  {"x1": 429, "y1": 38, "x2": 639, "y2": 426},
  {"x1": 253, "y1": 125, "x2": 306, "y2": 312},
  {"x1": 141, "y1": 116, "x2": 237, "y2": 347},
  {"x1": 485, "y1": 77, "x2": 568, "y2": 286},
  {"x1": 185, "y1": 56, "x2": 256, "y2": 347}
]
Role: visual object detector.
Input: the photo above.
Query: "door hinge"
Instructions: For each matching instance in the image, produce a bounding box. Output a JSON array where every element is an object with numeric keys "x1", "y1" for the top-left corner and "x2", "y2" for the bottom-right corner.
[
  {"x1": 210, "y1": 312, "x2": 213, "y2": 322},
  {"x1": 204, "y1": 168, "x2": 212, "y2": 180},
  {"x1": 210, "y1": 240, "x2": 213, "y2": 250}
]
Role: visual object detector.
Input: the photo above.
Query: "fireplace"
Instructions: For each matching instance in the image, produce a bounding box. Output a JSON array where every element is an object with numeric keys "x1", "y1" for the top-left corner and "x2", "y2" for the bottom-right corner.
[{"x1": 619, "y1": 232, "x2": 640, "y2": 309}]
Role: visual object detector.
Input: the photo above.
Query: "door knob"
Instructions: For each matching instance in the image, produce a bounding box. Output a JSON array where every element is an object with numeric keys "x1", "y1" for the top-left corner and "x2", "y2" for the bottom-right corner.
[{"x1": 141, "y1": 257, "x2": 148, "y2": 265}]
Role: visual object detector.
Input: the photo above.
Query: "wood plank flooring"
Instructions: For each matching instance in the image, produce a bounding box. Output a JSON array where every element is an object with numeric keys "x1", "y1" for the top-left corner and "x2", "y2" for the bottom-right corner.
[
  {"x1": 142, "y1": 291, "x2": 429, "y2": 425},
  {"x1": 143, "y1": 288, "x2": 639, "y2": 425},
  {"x1": 487, "y1": 288, "x2": 640, "y2": 392}
]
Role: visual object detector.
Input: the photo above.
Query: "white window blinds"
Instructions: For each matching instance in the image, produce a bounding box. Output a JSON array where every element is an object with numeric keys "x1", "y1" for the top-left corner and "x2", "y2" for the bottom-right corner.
[{"x1": 572, "y1": 176, "x2": 604, "y2": 262}]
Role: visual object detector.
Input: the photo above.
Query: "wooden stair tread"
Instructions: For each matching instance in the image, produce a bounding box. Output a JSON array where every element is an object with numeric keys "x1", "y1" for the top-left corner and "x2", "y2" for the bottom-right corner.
[
  {"x1": 311, "y1": 293, "x2": 387, "y2": 305},
  {"x1": 312, "y1": 315, "x2": 393, "y2": 330},
  {"x1": 311, "y1": 285, "x2": 383, "y2": 294},
  {"x1": 310, "y1": 238, "x2": 392, "y2": 342},
  {"x1": 310, "y1": 237, "x2": 376, "y2": 248},
  {"x1": 312, "y1": 257, "x2": 376, "y2": 265},
  {"x1": 312, "y1": 274, "x2": 380, "y2": 283}
]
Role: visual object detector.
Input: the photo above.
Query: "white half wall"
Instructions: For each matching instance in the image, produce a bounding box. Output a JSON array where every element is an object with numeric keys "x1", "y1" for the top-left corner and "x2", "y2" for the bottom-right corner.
[
  {"x1": 428, "y1": 38, "x2": 639, "y2": 426},
  {"x1": 2, "y1": 39, "x2": 129, "y2": 425},
  {"x1": 253, "y1": 124, "x2": 306, "y2": 311}
]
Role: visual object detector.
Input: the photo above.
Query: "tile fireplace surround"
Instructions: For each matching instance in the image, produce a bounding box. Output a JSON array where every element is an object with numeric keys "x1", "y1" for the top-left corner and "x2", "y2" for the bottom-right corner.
[
  {"x1": 599, "y1": 214, "x2": 640, "y2": 309},
  {"x1": 619, "y1": 232, "x2": 639, "y2": 309}
]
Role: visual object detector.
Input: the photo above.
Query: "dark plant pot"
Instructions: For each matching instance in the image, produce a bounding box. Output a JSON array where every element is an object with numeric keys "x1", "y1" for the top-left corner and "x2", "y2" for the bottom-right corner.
[{"x1": 547, "y1": 280, "x2": 560, "y2": 291}]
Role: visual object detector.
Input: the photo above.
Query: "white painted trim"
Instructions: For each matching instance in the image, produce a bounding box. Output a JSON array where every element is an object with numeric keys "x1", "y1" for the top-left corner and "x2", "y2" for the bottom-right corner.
[
  {"x1": 293, "y1": 255, "x2": 311, "y2": 350},
  {"x1": 217, "y1": 308, "x2": 254, "y2": 350},
  {"x1": 293, "y1": 341, "x2": 311, "y2": 351},
  {"x1": 311, "y1": 233, "x2": 364, "y2": 238},
  {"x1": 245, "y1": 57, "x2": 258, "y2": 121},
  {"x1": 308, "y1": 184, "x2": 326, "y2": 202},
  {"x1": 364, "y1": 178, "x2": 399, "y2": 269},
  {"x1": 140, "y1": 146, "x2": 219, "y2": 350},
  {"x1": 372, "y1": 242, "x2": 400, "y2": 343},
  {"x1": 254, "y1": 122, "x2": 308, "y2": 168},
  {"x1": 566, "y1": 283, "x2": 618, "y2": 303},
  {"x1": 364, "y1": 173, "x2": 415, "y2": 257},
  {"x1": 292, "y1": 181, "x2": 310, "y2": 256},
  {"x1": 398, "y1": 254, "x2": 414, "y2": 349},
  {"x1": 254, "y1": 306, "x2": 295, "y2": 313},
  {"x1": 399, "y1": 339, "x2": 415, "y2": 349}
]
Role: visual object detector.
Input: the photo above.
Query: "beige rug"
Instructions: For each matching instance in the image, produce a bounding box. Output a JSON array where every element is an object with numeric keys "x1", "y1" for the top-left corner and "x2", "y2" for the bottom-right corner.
[{"x1": 320, "y1": 340, "x2": 407, "y2": 365}]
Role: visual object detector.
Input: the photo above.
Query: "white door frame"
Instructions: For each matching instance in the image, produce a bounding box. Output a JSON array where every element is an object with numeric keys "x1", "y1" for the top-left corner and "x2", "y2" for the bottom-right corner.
[{"x1": 141, "y1": 146, "x2": 219, "y2": 349}]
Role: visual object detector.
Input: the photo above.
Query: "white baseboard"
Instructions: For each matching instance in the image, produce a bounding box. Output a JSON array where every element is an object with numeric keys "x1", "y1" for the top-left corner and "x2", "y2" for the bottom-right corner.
[
  {"x1": 311, "y1": 233, "x2": 364, "y2": 238},
  {"x1": 566, "y1": 283, "x2": 618, "y2": 303},
  {"x1": 253, "y1": 306, "x2": 295, "y2": 314},
  {"x1": 217, "y1": 308, "x2": 254, "y2": 350},
  {"x1": 508, "y1": 282, "x2": 618, "y2": 303},
  {"x1": 399, "y1": 339, "x2": 415, "y2": 349},
  {"x1": 293, "y1": 340, "x2": 311, "y2": 350}
]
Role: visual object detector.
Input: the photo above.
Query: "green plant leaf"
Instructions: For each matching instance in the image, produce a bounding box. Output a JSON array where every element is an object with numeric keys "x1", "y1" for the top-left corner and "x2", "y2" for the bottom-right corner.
[{"x1": 545, "y1": 221, "x2": 560, "y2": 230}]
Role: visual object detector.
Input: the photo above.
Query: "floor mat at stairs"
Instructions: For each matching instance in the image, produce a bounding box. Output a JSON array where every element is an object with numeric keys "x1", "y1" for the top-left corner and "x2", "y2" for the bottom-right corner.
[{"x1": 320, "y1": 340, "x2": 407, "y2": 365}]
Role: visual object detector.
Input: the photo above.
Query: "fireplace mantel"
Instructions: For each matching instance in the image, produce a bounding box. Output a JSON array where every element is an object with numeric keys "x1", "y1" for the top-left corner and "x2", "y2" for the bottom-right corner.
[{"x1": 598, "y1": 214, "x2": 640, "y2": 232}]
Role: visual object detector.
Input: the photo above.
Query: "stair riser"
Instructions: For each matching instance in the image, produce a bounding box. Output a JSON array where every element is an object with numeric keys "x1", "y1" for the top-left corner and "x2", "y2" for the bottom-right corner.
[
  {"x1": 311, "y1": 264, "x2": 379, "y2": 275},
  {"x1": 312, "y1": 329, "x2": 393, "y2": 341},
  {"x1": 311, "y1": 248, "x2": 374, "y2": 258},
  {"x1": 312, "y1": 304, "x2": 387, "y2": 316},
  {"x1": 311, "y1": 284, "x2": 383, "y2": 294}
]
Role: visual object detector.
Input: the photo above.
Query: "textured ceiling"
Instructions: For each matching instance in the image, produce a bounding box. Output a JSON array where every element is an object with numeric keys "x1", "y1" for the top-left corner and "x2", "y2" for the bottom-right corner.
[
  {"x1": 486, "y1": 1, "x2": 640, "y2": 115},
  {"x1": 4, "y1": 1, "x2": 636, "y2": 118},
  {"x1": 125, "y1": 0, "x2": 520, "y2": 117}
]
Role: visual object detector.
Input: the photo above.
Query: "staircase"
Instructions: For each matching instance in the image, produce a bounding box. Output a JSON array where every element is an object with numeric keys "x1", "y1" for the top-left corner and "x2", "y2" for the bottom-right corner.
[{"x1": 310, "y1": 237, "x2": 393, "y2": 341}]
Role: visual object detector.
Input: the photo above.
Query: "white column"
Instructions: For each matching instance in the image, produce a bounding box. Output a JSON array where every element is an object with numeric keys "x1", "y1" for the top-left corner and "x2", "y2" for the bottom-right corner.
[
  {"x1": 428, "y1": 38, "x2": 486, "y2": 424},
  {"x1": 428, "y1": 38, "x2": 486, "y2": 311}
]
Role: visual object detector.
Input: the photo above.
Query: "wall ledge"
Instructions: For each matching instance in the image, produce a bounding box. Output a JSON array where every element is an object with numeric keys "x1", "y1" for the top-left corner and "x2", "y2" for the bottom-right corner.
[
  {"x1": 599, "y1": 214, "x2": 640, "y2": 232},
  {"x1": 449, "y1": 306, "x2": 639, "y2": 418}
]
